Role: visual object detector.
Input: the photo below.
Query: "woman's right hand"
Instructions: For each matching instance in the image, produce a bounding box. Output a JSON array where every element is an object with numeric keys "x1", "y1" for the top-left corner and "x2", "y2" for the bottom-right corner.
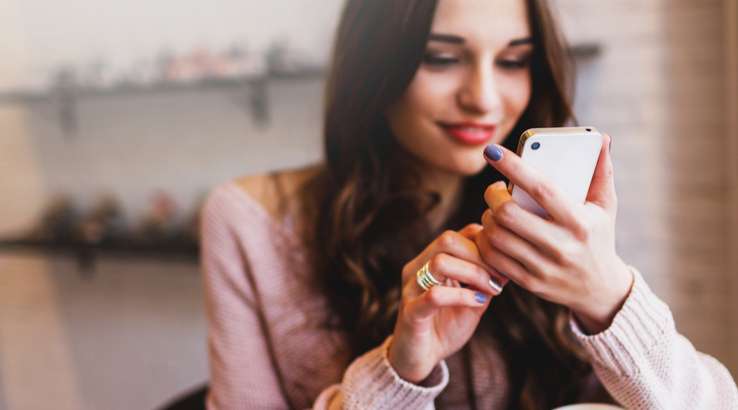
[{"x1": 387, "y1": 223, "x2": 509, "y2": 384}]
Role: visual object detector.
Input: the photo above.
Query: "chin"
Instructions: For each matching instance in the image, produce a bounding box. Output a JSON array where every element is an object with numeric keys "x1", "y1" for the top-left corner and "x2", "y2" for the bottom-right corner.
[{"x1": 437, "y1": 155, "x2": 488, "y2": 177}]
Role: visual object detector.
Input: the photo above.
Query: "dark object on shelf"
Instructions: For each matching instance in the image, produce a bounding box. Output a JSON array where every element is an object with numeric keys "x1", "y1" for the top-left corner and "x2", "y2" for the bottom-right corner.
[
  {"x1": 137, "y1": 191, "x2": 181, "y2": 245},
  {"x1": 184, "y1": 192, "x2": 207, "y2": 245},
  {"x1": 75, "y1": 194, "x2": 128, "y2": 275},
  {"x1": 157, "y1": 384, "x2": 208, "y2": 410},
  {"x1": 30, "y1": 194, "x2": 79, "y2": 245},
  {"x1": 249, "y1": 78, "x2": 269, "y2": 126},
  {"x1": 1, "y1": 191, "x2": 200, "y2": 260},
  {"x1": 80, "y1": 194, "x2": 128, "y2": 245}
]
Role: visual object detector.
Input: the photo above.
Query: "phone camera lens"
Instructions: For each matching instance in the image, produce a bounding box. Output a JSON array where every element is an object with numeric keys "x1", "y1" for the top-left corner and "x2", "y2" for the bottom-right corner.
[
  {"x1": 586, "y1": 128, "x2": 592, "y2": 132},
  {"x1": 531, "y1": 142, "x2": 541, "y2": 150}
]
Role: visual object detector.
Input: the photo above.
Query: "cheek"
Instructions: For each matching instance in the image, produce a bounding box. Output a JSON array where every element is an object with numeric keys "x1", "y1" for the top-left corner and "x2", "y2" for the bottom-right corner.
[
  {"x1": 501, "y1": 74, "x2": 532, "y2": 118},
  {"x1": 386, "y1": 71, "x2": 455, "y2": 146},
  {"x1": 392, "y1": 71, "x2": 456, "y2": 125}
]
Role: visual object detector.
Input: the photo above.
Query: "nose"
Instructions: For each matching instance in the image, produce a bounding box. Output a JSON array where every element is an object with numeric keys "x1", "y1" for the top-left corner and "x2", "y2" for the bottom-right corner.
[{"x1": 457, "y1": 63, "x2": 502, "y2": 115}]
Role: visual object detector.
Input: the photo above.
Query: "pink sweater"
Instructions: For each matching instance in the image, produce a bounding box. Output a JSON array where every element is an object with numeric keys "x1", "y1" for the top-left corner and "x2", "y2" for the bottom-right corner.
[{"x1": 201, "y1": 181, "x2": 738, "y2": 409}]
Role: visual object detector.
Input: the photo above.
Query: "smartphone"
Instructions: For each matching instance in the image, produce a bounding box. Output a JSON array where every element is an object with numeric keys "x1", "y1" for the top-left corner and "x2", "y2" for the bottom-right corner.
[{"x1": 509, "y1": 126, "x2": 604, "y2": 218}]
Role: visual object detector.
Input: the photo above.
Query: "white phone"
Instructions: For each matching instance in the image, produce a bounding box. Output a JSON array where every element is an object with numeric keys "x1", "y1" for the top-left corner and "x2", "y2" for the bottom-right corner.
[{"x1": 509, "y1": 126, "x2": 604, "y2": 218}]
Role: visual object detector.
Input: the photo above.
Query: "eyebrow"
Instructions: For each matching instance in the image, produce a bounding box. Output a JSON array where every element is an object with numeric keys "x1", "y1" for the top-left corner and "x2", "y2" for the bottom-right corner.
[
  {"x1": 509, "y1": 37, "x2": 534, "y2": 46},
  {"x1": 428, "y1": 33, "x2": 465, "y2": 44},
  {"x1": 428, "y1": 33, "x2": 534, "y2": 47}
]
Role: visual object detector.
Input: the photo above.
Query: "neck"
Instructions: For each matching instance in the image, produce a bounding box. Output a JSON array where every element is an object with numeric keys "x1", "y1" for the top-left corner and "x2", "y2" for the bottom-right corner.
[{"x1": 423, "y1": 166, "x2": 464, "y2": 232}]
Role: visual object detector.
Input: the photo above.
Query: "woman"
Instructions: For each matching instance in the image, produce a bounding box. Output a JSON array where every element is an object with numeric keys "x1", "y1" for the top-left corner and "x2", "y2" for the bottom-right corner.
[{"x1": 201, "y1": 0, "x2": 738, "y2": 408}]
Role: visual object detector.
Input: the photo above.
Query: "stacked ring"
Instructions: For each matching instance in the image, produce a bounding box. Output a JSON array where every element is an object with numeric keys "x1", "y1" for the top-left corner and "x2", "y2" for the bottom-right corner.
[{"x1": 416, "y1": 261, "x2": 442, "y2": 291}]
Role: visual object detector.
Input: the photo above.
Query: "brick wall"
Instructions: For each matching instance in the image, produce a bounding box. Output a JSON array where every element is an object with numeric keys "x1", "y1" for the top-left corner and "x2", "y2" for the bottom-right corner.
[
  {"x1": 724, "y1": 0, "x2": 738, "y2": 375},
  {"x1": 558, "y1": 0, "x2": 735, "y2": 375}
]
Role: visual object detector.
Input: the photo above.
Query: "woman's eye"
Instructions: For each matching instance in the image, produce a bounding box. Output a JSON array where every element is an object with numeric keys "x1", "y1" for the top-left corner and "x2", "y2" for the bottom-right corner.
[
  {"x1": 422, "y1": 54, "x2": 459, "y2": 67},
  {"x1": 496, "y1": 58, "x2": 531, "y2": 70}
]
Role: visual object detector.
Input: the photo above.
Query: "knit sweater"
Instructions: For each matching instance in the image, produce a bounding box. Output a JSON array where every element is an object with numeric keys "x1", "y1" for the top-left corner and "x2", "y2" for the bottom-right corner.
[{"x1": 201, "y1": 180, "x2": 738, "y2": 409}]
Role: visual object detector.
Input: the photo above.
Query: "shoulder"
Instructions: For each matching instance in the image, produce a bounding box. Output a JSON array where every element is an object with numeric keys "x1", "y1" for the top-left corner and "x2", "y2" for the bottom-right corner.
[
  {"x1": 232, "y1": 163, "x2": 322, "y2": 223},
  {"x1": 201, "y1": 163, "x2": 322, "y2": 237}
]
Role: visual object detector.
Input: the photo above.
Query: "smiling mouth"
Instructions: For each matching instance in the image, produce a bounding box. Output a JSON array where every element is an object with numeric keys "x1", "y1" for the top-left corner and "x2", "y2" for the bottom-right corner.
[{"x1": 438, "y1": 122, "x2": 497, "y2": 146}]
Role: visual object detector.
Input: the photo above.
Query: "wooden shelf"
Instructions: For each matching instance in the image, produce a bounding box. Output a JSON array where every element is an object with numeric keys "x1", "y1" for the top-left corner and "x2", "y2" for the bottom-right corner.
[
  {"x1": 0, "y1": 67, "x2": 325, "y2": 134},
  {"x1": 0, "y1": 68, "x2": 325, "y2": 104},
  {"x1": 0, "y1": 239, "x2": 199, "y2": 261}
]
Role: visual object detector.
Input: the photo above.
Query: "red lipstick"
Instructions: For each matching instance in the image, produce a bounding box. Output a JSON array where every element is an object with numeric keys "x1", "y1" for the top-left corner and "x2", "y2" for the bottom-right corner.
[{"x1": 438, "y1": 122, "x2": 497, "y2": 146}]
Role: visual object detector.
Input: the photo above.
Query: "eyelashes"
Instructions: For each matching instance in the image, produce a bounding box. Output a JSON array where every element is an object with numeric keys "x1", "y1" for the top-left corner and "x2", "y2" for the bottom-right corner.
[
  {"x1": 422, "y1": 54, "x2": 459, "y2": 66},
  {"x1": 496, "y1": 58, "x2": 531, "y2": 69},
  {"x1": 422, "y1": 52, "x2": 532, "y2": 70}
]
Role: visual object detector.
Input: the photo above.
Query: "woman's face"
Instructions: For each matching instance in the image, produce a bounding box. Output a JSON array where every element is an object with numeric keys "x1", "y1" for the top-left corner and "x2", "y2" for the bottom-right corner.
[{"x1": 387, "y1": 0, "x2": 533, "y2": 177}]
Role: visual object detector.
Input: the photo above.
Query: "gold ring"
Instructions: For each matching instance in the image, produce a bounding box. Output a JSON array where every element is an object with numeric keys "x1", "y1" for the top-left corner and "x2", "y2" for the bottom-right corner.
[{"x1": 416, "y1": 261, "x2": 442, "y2": 291}]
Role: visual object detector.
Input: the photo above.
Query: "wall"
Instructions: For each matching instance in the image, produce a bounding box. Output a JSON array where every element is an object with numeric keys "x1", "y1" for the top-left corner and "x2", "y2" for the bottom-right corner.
[
  {"x1": 0, "y1": 0, "x2": 344, "y2": 236},
  {"x1": 19, "y1": 79, "x2": 325, "y2": 221},
  {"x1": 0, "y1": 0, "x2": 48, "y2": 235},
  {"x1": 12, "y1": 0, "x2": 344, "y2": 87},
  {"x1": 559, "y1": 0, "x2": 734, "y2": 373},
  {"x1": 725, "y1": 0, "x2": 738, "y2": 374}
]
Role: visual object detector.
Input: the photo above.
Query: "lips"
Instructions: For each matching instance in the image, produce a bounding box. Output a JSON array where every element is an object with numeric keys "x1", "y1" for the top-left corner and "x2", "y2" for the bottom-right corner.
[{"x1": 438, "y1": 122, "x2": 497, "y2": 146}]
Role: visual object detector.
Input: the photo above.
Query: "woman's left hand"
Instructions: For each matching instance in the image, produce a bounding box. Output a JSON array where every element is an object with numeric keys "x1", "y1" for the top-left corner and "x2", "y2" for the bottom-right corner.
[{"x1": 475, "y1": 134, "x2": 634, "y2": 334}]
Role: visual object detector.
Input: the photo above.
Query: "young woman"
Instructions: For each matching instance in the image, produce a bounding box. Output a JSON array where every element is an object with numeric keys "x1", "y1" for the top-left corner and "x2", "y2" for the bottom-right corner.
[{"x1": 201, "y1": 0, "x2": 738, "y2": 408}]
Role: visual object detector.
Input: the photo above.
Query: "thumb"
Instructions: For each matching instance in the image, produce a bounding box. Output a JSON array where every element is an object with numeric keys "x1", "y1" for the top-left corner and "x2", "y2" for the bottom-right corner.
[
  {"x1": 586, "y1": 133, "x2": 617, "y2": 216},
  {"x1": 483, "y1": 181, "x2": 512, "y2": 212},
  {"x1": 458, "y1": 223, "x2": 483, "y2": 240}
]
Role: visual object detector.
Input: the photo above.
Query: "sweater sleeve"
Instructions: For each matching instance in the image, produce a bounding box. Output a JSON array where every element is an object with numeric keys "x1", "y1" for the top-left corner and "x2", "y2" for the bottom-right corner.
[
  {"x1": 201, "y1": 185, "x2": 449, "y2": 410},
  {"x1": 313, "y1": 336, "x2": 449, "y2": 410},
  {"x1": 569, "y1": 266, "x2": 738, "y2": 409},
  {"x1": 201, "y1": 187, "x2": 291, "y2": 409}
]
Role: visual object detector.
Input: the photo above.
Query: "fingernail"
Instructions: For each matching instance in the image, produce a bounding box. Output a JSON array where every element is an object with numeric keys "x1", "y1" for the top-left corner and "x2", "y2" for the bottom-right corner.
[
  {"x1": 483, "y1": 144, "x2": 503, "y2": 162},
  {"x1": 488, "y1": 278, "x2": 504, "y2": 294},
  {"x1": 490, "y1": 181, "x2": 506, "y2": 190},
  {"x1": 475, "y1": 292, "x2": 488, "y2": 304},
  {"x1": 609, "y1": 139, "x2": 613, "y2": 152}
]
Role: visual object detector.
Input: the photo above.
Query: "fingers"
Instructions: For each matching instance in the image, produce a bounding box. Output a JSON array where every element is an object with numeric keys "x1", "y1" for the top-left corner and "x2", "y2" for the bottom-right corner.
[
  {"x1": 457, "y1": 223, "x2": 484, "y2": 240},
  {"x1": 456, "y1": 224, "x2": 507, "y2": 288},
  {"x1": 482, "y1": 203, "x2": 568, "y2": 261},
  {"x1": 475, "y1": 228, "x2": 534, "y2": 291},
  {"x1": 404, "y1": 286, "x2": 488, "y2": 321},
  {"x1": 480, "y1": 210, "x2": 556, "y2": 279},
  {"x1": 483, "y1": 144, "x2": 583, "y2": 231},
  {"x1": 403, "y1": 225, "x2": 491, "y2": 284},
  {"x1": 484, "y1": 181, "x2": 510, "y2": 212},
  {"x1": 402, "y1": 223, "x2": 506, "y2": 303},
  {"x1": 427, "y1": 252, "x2": 507, "y2": 295}
]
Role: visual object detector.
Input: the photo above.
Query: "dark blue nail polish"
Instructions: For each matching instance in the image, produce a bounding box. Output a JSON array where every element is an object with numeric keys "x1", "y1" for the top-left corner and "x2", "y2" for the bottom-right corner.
[
  {"x1": 484, "y1": 144, "x2": 503, "y2": 162},
  {"x1": 475, "y1": 292, "x2": 488, "y2": 304}
]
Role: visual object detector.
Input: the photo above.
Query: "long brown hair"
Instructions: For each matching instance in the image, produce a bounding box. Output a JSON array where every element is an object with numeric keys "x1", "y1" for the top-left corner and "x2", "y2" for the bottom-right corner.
[{"x1": 301, "y1": 0, "x2": 594, "y2": 408}]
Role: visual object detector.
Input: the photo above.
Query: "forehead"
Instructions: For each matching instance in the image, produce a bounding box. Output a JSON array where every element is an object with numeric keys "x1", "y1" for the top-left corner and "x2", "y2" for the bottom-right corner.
[{"x1": 431, "y1": 0, "x2": 531, "y2": 45}]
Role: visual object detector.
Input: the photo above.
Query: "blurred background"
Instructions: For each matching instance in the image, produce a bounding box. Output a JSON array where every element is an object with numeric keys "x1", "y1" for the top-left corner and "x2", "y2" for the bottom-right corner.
[{"x1": 0, "y1": 0, "x2": 736, "y2": 409}]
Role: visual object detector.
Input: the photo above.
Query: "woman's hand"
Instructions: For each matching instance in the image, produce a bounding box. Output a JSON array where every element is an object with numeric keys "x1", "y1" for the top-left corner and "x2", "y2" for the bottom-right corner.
[
  {"x1": 476, "y1": 134, "x2": 634, "y2": 334},
  {"x1": 388, "y1": 224, "x2": 508, "y2": 384}
]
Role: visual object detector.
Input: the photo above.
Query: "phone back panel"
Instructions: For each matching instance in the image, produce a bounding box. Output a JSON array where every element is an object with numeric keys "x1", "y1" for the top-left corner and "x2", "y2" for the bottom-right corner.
[{"x1": 510, "y1": 127, "x2": 603, "y2": 218}]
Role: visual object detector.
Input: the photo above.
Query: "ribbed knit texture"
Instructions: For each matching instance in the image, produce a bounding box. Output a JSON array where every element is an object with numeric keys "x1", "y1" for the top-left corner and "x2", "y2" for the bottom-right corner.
[{"x1": 201, "y1": 181, "x2": 738, "y2": 409}]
